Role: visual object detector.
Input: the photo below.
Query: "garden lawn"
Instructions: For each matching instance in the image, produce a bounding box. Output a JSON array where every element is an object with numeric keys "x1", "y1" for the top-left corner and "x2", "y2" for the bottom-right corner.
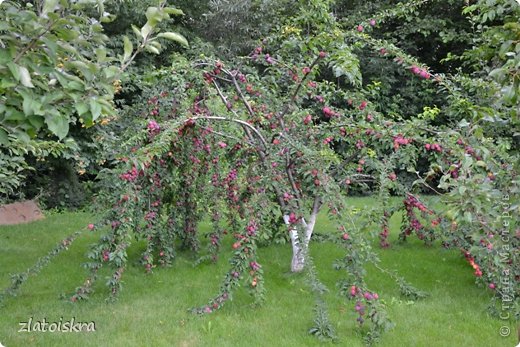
[{"x1": 0, "y1": 199, "x2": 516, "y2": 347}]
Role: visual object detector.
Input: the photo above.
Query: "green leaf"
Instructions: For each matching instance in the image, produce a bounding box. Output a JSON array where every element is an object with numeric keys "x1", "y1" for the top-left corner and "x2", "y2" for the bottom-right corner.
[
  {"x1": 67, "y1": 80, "x2": 85, "y2": 91},
  {"x1": 68, "y1": 61, "x2": 92, "y2": 76},
  {"x1": 145, "y1": 7, "x2": 161, "y2": 24},
  {"x1": 149, "y1": 40, "x2": 162, "y2": 50},
  {"x1": 141, "y1": 23, "x2": 154, "y2": 39},
  {"x1": 0, "y1": 128, "x2": 8, "y2": 145},
  {"x1": 123, "y1": 36, "x2": 133, "y2": 63},
  {"x1": 41, "y1": 37, "x2": 59, "y2": 57},
  {"x1": 89, "y1": 99, "x2": 102, "y2": 120},
  {"x1": 75, "y1": 102, "x2": 89, "y2": 116},
  {"x1": 95, "y1": 48, "x2": 108, "y2": 63},
  {"x1": 463, "y1": 211, "x2": 472, "y2": 223},
  {"x1": 145, "y1": 45, "x2": 160, "y2": 55},
  {"x1": 163, "y1": 7, "x2": 184, "y2": 16},
  {"x1": 45, "y1": 113, "x2": 69, "y2": 139},
  {"x1": 157, "y1": 32, "x2": 189, "y2": 47},
  {"x1": 104, "y1": 66, "x2": 120, "y2": 79},
  {"x1": 96, "y1": 0, "x2": 104, "y2": 17},
  {"x1": 7, "y1": 62, "x2": 20, "y2": 81},
  {"x1": 42, "y1": 0, "x2": 59, "y2": 16},
  {"x1": 131, "y1": 25, "x2": 142, "y2": 39},
  {"x1": 28, "y1": 115, "x2": 44, "y2": 130},
  {"x1": 22, "y1": 96, "x2": 42, "y2": 116},
  {"x1": 4, "y1": 108, "x2": 25, "y2": 121},
  {"x1": 19, "y1": 66, "x2": 34, "y2": 88}
]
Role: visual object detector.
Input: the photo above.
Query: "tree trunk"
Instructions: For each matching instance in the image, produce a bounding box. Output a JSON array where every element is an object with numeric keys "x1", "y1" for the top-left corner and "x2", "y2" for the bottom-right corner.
[{"x1": 284, "y1": 212, "x2": 317, "y2": 273}]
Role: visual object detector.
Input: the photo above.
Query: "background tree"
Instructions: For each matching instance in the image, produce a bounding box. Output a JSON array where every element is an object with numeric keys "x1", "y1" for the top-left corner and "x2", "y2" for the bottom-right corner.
[{"x1": 0, "y1": 0, "x2": 187, "y2": 203}]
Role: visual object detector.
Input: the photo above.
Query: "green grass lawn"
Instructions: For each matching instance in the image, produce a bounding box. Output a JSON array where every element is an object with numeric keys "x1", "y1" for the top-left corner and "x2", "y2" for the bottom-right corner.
[{"x1": 0, "y1": 199, "x2": 517, "y2": 347}]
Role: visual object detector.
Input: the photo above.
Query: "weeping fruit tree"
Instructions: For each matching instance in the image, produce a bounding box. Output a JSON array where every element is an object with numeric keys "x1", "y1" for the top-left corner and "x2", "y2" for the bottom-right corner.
[{"x1": 76, "y1": 0, "x2": 518, "y2": 340}]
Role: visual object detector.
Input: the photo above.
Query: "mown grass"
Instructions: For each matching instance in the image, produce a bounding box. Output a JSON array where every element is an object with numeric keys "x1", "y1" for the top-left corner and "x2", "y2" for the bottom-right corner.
[{"x1": 0, "y1": 198, "x2": 516, "y2": 347}]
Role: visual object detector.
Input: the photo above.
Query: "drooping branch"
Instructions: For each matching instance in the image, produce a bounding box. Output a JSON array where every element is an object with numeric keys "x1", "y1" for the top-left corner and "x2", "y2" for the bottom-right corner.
[
  {"x1": 204, "y1": 76, "x2": 289, "y2": 210},
  {"x1": 211, "y1": 79, "x2": 267, "y2": 149},
  {"x1": 189, "y1": 115, "x2": 268, "y2": 150},
  {"x1": 230, "y1": 72, "x2": 256, "y2": 117},
  {"x1": 199, "y1": 125, "x2": 255, "y2": 146}
]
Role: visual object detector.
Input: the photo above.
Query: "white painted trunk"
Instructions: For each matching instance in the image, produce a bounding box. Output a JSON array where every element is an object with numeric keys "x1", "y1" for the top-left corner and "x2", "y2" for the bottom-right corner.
[{"x1": 284, "y1": 214, "x2": 317, "y2": 272}]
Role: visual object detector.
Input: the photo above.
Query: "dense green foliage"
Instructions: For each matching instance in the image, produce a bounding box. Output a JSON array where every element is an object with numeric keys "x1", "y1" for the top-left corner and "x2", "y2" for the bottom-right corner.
[{"x1": 0, "y1": 0, "x2": 187, "y2": 201}]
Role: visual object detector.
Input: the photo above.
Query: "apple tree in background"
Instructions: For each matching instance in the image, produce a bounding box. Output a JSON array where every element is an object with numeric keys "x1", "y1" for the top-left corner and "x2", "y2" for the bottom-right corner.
[{"x1": 0, "y1": 0, "x2": 187, "y2": 199}]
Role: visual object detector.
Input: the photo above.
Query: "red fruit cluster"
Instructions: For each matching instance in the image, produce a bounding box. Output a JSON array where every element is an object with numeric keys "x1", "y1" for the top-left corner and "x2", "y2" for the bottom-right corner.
[
  {"x1": 246, "y1": 220, "x2": 258, "y2": 236},
  {"x1": 393, "y1": 135, "x2": 411, "y2": 150},
  {"x1": 322, "y1": 106, "x2": 335, "y2": 118},
  {"x1": 425, "y1": 143, "x2": 442, "y2": 152},
  {"x1": 400, "y1": 194, "x2": 436, "y2": 243},
  {"x1": 144, "y1": 211, "x2": 157, "y2": 221},
  {"x1": 237, "y1": 73, "x2": 247, "y2": 83},
  {"x1": 349, "y1": 285, "x2": 379, "y2": 325},
  {"x1": 464, "y1": 251, "x2": 482, "y2": 277},
  {"x1": 288, "y1": 212, "x2": 298, "y2": 224},
  {"x1": 213, "y1": 61, "x2": 223, "y2": 75},
  {"x1": 203, "y1": 72, "x2": 213, "y2": 84},
  {"x1": 250, "y1": 261, "x2": 261, "y2": 271},
  {"x1": 119, "y1": 166, "x2": 139, "y2": 182},
  {"x1": 410, "y1": 65, "x2": 431, "y2": 79},
  {"x1": 147, "y1": 120, "x2": 160, "y2": 136},
  {"x1": 250, "y1": 46, "x2": 263, "y2": 61}
]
